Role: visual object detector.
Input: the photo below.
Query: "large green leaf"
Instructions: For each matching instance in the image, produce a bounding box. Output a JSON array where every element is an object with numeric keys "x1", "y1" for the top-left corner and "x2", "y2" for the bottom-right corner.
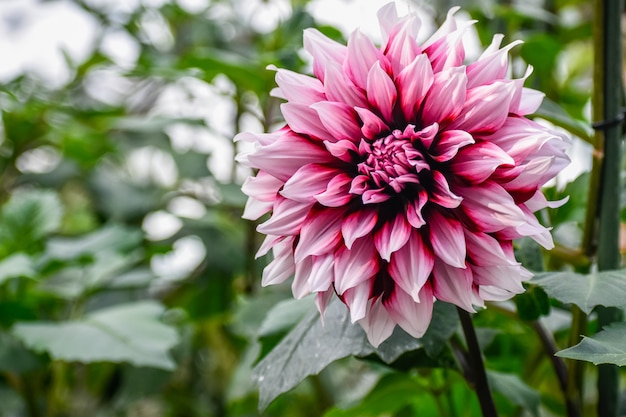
[
  {"x1": 0, "y1": 253, "x2": 35, "y2": 284},
  {"x1": 252, "y1": 300, "x2": 457, "y2": 410},
  {"x1": 556, "y1": 322, "x2": 626, "y2": 366},
  {"x1": 531, "y1": 270, "x2": 626, "y2": 314},
  {"x1": 12, "y1": 301, "x2": 179, "y2": 370},
  {"x1": 488, "y1": 370, "x2": 541, "y2": 417}
]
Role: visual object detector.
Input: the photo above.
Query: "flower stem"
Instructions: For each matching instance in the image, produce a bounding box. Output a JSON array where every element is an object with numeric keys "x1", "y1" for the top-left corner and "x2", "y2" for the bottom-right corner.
[
  {"x1": 593, "y1": 0, "x2": 624, "y2": 415},
  {"x1": 457, "y1": 308, "x2": 498, "y2": 417}
]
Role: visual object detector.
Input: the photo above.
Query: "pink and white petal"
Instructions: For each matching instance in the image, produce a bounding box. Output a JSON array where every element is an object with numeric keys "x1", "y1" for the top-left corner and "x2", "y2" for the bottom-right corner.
[
  {"x1": 388, "y1": 229, "x2": 434, "y2": 302},
  {"x1": 312, "y1": 101, "x2": 362, "y2": 141},
  {"x1": 303, "y1": 28, "x2": 347, "y2": 83},
  {"x1": 429, "y1": 130, "x2": 474, "y2": 162},
  {"x1": 450, "y1": 141, "x2": 514, "y2": 184},
  {"x1": 315, "y1": 173, "x2": 354, "y2": 207},
  {"x1": 406, "y1": 189, "x2": 428, "y2": 228},
  {"x1": 344, "y1": 29, "x2": 388, "y2": 89},
  {"x1": 464, "y1": 230, "x2": 517, "y2": 266},
  {"x1": 396, "y1": 54, "x2": 434, "y2": 122},
  {"x1": 429, "y1": 171, "x2": 463, "y2": 209},
  {"x1": 242, "y1": 198, "x2": 273, "y2": 221},
  {"x1": 455, "y1": 181, "x2": 527, "y2": 232},
  {"x1": 315, "y1": 289, "x2": 334, "y2": 323},
  {"x1": 324, "y1": 61, "x2": 368, "y2": 108},
  {"x1": 374, "y1": 214, "x2": 412, "y2": 261},
  {"x1": 384, "y1": 283, "x2": 434, "y2": 339},
  {"x1": 428, "y1": 211, "x2": 467, "y2": 268},
  {"x1": 292, "y1": 257, "x2": 313, "y2": 299},
  {"x1": 448, "y1": 81, "x2": 515, "y2": 133},
  {"x1": 432, "y1": 261, "x2": 475, "y2": 312},
  {"x1": 257, "y1": 197, "x2": 313, "y2": 236},
  {"x1": 478, "y1": 285, "x2": 516, "y2": 302},
  {"x1": 295, "y1": 206, "x2": 346, "y2": 262},
  {"x1": 421, "y1": 66, "x2": 467, "y2": 126},
  {"x1": 341, "y1": 208, "x2": 379, "y2": 249},
  {"x1": 242, "y1": 171, "x2": 283, "y2": 202},
  {"x1": 261, "y1": 237, "x2": 295, "y2": 286},
  {"x1": 377, "y1": 2, "x2": 400, "y2": 43},
  {"x1": 384, "y1": 16, "x2": 422, "y2": 75},
  {"x1": 466, "y1": 37, "x2": 522, "y2": 88},
  {"x1": 334, "y1": 236, "x2": 380, "y2": 295},
  {"x1": 255, "y1": 234, "x2": 283, "y2": 259},
  {"x1": 422, "y1": 7, "x2": 460, "y2": 49},
  {"x1": 425, "y1": 21, "x2": 473, "y2": 73},
  {"x1": 358, "y1": 297, "x2": 396, "y2": 347},
  {"x1": 343, "y1": 281, "x2": 373, "y2": 323},
  {"x1": 234, "y1": 129, "x2": 282, "y2": 146},
  {"x1": 324, "y1": 139, "x2": 358, "y2": 162},
  {"x1": 366, "y1": 61, "x2": 398, "y2": 123},
  {"x1": 362, "y1": 189, "x2": 392, "y2": 204},
  {"x1": 512, "y1": 87, "x2": 545, "y2": 115},
  {"x1": 281, "y1": 103, "x2": 333, "y2": 141},
  {"x1": 281, "y1": 163, "x2": 337, "y2": 202},
  {"x1": 270, "y1": 66, "x2": 326, "y2": 105},
  {"x1": 355, "y1": 107, "x2": 390, "y2": 139},
  {"x1": 524, "y1": 190, "x2": 569, "y2": 212},
  {"x1": 247, "y1": 131, "x2": 334, "y2": 181},
  {"x1": 471, "y1": 264, "x2": 527, "y2": 294},
  {"x1": 309, "y1": 254, "x2": 335, "y2": 292}
]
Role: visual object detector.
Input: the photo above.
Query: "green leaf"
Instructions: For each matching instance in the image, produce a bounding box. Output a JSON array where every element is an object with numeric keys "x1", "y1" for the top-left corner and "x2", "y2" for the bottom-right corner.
[
  {"x1": 532, "y1": 270, "x2": 626, "y2": 314},
  {"x1": 258, "y1": 296, "x2": 314, "y2": 337},
  {"x1": 532, "y1": 98, "x2": 593, "y2": 143},
  {"x1": 0, "y1": 189, "x2": 63, "y2": 256},
  {"x1": 12, "y1": 301, "x2": 179, "y2": 370},
  {"x1": 252, "y1": 300, "x2": 457, "y2": 410},
  {"x1": 487, "y1": 370, "x2": 541, "y2": 417},
  {"x1": 556, "y1": 322, "x2": 626, "y2": 366},
  {"x1": 0, "y1": 331, "x2": 44, "y2": 373},
  {"x1": 0, "y1": 253, "x2": 35, "y2": 284}
]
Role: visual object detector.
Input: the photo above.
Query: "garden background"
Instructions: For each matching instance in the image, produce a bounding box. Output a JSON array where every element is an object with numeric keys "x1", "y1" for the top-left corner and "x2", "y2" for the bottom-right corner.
[{"x1": 0, "y1": 0, "x2": 623, "y2": 416}]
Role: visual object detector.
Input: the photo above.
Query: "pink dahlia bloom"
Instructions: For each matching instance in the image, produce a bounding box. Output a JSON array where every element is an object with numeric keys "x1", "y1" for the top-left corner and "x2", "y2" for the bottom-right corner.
[{"x1": 237, "y1": 4, "x2": 569, "y2": 346}]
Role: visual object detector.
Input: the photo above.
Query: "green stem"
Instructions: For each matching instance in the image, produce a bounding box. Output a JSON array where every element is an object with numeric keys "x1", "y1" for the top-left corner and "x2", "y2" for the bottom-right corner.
[
  {"x1": 457, "y1": 308, "x2": 498, "y2": 417},
  {"x1": 594, "y1": 0, "x2": 624, "y2": 416}
]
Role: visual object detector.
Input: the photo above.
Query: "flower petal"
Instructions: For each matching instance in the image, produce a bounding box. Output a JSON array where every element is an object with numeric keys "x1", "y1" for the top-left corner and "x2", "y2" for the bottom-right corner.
[
  {"x1": 421, "y1": 66, "x2": 467, "y2": 126},
  {"x1": 388, "y1": 229, "x2": 434, "y2": 302},
  {"x1": 257, "y1": 197, "x2": 312, "y2": 236},
  {"x1": 428, "y1": 211, "x2": 466, "y2": 268},
  {"x1": 429, "y1": 171, "x2": 463, "y2": 209},
  {"x1": 429, "y1": 130, "x2": 474, "y2": 162},
  {"x1": 358, "y1": 296, "x2": 395, "y2": 347},
  {"x1": 396, "y1": 54, "x2": 434, "y2": 122},
  {"x1": 280, "y1": 163, "x2": 337, "y2": 202},
  {"x1": 355, "y1": 106, "x2": 390, "y2": 139},
  {"x1": 432, "y1": 260, "x2": 475, "y2": 312},
  {"x1": 366, "y1": 61, "x2": 398, "y2": 122},
  {"x1": 334, "y1": 236, "x2": 380, "y2": 295},
  {"x1": 312, "y1": 101, "x2": 362, "y2": 141},
  {"x1": 270, "y1": 65, "x2": 326, "y2": 105},
  {"x1": 303, "y1": 28, "x2": 346, "y2": 82},
  {"x1": 344, "y1": 29, "x2": 387, "y2": 89},
  {"x1": 295, "y1": 206, "x2": 346, "y2": 262},
  {"x1": 449, "y1": 141, "x2": 514, "y2": 183},
  {"x1": 374, "y1": 213, "x2": 412, "y2": 261},
  {"x1": 383, "y1": 282, "x2": 434, "y2": 339},
  {"x1": 343, "y1": 281, "x2": 373, "y2": 322},
  {"x1": 309, "y1": 254, "x2": 335, "y2": 292},
  {"x1": 281, "y1": 103, "x2": 332, "y2": 141},
  {"x1": 448, "y1": 81, "x2": 515, "y2": 133},
  {"x1": 315, "y1": 173, "x2": 354, "y2": 207},
  {"x1": 341, "y1": 208, "x2": 379, "y2": 249},
  {"x1": 261, "y1": 237, "x2": 295, "y2": 286},
  {"x1": 324, "y1": 61, "x2": 368, "y2": 108}
]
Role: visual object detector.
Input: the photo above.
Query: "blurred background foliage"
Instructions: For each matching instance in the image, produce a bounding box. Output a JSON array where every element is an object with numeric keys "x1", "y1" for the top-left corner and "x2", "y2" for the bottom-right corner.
[{"x1": 0, "y1": 0, "x2": 616, "y2": 416}]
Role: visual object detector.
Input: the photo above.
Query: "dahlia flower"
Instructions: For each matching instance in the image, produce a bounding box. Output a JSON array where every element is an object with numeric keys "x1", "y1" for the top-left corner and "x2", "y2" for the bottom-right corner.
[{"x1": 237, "y1": 3, "x2": 569, "y2": 346}]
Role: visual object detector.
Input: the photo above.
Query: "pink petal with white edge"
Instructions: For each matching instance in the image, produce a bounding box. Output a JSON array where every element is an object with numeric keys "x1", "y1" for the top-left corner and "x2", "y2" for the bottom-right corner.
[
  {"x1": 324, "y1": 61, "x2": 368, "y2": 108},
  {"x1": 429, "y1": 171, "x2": 463, "y2": 209},
  {"x1": 377, "y1": 2, "x2": 399, "y2": 43},
  {"x1": 242, "y1": 171, "x2": 283, "y2": 202},
  {"x1": 456, "y1": 181, "x2": 527, "y2": 232},
  {"x1": 384, "y1": 283, "x2": 434, "y2": 339},
  {"x1": 311, "y1": 101, "x2": 362, "y2": 141},
  {"x1": 257, "y1": 197, "x2": 313, "y2": 236},
  {"x1": 471, "y1": 264, "x2": 527, "y2": 294},
  {"x1": 242, "y1": 198, "x2": 273, "y2": 221},
  {"x1": 270, "y1": 65, "x2": 326, "y2": 105},
  {"x1": 479, "y1": 285, "x2": 516, "y2": 302},
  {"x1": 343, "y1": 281, "x2": 373, "y2": 322},
  {"x1": 464, "y1": 230, "x2": 517, "y2": 266},
  {"x1": 524, "y1": 190, "x2": 569, "y2": 212},
  {"x1": 450, "y1": 141, "x2": 514, "y2": 183},
  {"x1": 428, "y1": 211, "x2": 467, "y2": 268},
  {"x1": 366, "y1": 61, "x2": 398, "y2": 122},
  {"x1": 513, "y1": 87, "x2": 545, "y2": 115},
  {"x1": 396, "y1": 54, "x2": 434, "y2": 122},
  {"x1": 374, "y1": 214, "x2": 412, "y2": 261},
  {"x1": 309, "y1": 254, "x2": 335, "y2": 292},
  {"x1": 281, "y1": 163, "x2": 337, "y2": 202},
  {"x1": 255, "y1": 234, "x2": 283, "y2": 259},
  {"x1": 341, "y1": 208, "x2": 379, "y2": 249},
  {"x1": 344, "y1": 30, "x2": 388, "y2": 89},
  {"x1": 406, "y1": 188, "x2": 428, "y2": 228},
  {"x1": 292, "y1": 257, "x2": 313, "y2": 299},
  {"x1": 384, "y1": 16, "x2": 422, "y2": 75},
  {"x1": 303, "y1": 28, "x2": 346, "y2": 83},
  {"x1": 261, "y1": 237, "x2": 295, "y2": 286},
  {"x1": 448, "y1": 81, "x2": 515, "y2": 133},
  {"x1": 315, "y1": 289, "x2": 334, "y2": 323},
  {"x1": 281, "y1": 103, "x2": 332, "y2": 141},
  {"x1": 421, "y1": 66, "x2": 467, "y2": 126},
  {"x1": 358, "y1": 297, "x2": 396, "y2": 347},
  {"x1": 334, "y1": 236, "x2": 380, "y2": 295},
  {"x1": 295, "y1": 206, "x2": 346, "y2": 262},
  {"x1": 429, "y1": 130, "x2": 474, "y2": 162},
  {"x1": 355, "y1": 107, "x2": 390, "y2": 139},
  {"x1": 315, "y1": 173, "x2": 353, "y2": 207},
  {"x1": 425, "y1": 20, "x2": 473, "y2": 73},
  {"x1": 388, "y1": 229, "x2": 434, "y2": 302},
  {"x1": 324, "y1": 139, "x2": 357, "y2": 162},
  {"x1": 247, "y1": 131, "x2": 334, "y2": 181},
  {"x1": 466, "y1": 36, "x2": 522, "y2": 88},
  {"x1": 432, "y1": 260, "x2": 475, "y2": 312}
]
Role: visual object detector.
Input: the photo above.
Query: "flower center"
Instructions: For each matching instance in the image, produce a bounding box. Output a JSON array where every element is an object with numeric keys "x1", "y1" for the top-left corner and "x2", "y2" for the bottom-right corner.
[{"x1": 351, "y1": 128, "x2": 431, "y2": 204}]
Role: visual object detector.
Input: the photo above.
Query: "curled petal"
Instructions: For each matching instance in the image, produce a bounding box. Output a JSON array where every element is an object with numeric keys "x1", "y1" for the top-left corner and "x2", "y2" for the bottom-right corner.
[
  {"x1": 342, "y1": 208, "x2": 379, "y2": 249},
  {"x1": 429, "y1": 130, "x2": 474, "y2": 162},
  {"x1": 450, "y1": 141, "x2": 514, "y2": 184},
  {"x1": 281, "y1": 163, "x2": 337, "y2": 202},
  {"x1": 406, "y1": 188, "x2": 428, "y2": 228},
  {"x1": 303, "y1": 28, "x2": 346, "y2": 82},
  {"x1": 466, "y1": 36, "x2": 522, "y2": 88},
  {"x1": 315, "y1": 173, "x2": 354, "y2": 207},
  {"x1": 270, "y1": 65, "x2": 326, "y2": 105},
  {"x1": 464, "y1": 230, "x2": 518, "y2": 267},
  {"x1": 312, "y1": 101, "x2": 362, "y2": 141},
  {"x1": 281, "y1": 103, "x2": 332, "y2": 141},
  {"x1": 374, "y1": 213, "x2": 412, "y2": 261},
  {"x1": 295, "y1": 206, "x2": 346, "y2": 262},
  {"x1": 334, "y1": 236, "x2": 380, "y2": 295},
  {"x1": 324, "y1": 139, "x2": 358, "y2": 162},
  {"x1": 257, "y1": 197, "x2": 312, "y2": 236},
  {"x1": 355, "y1": 107, "x2": 390, "y2": 139},
  {"x1": 430, "y1": 170, "x2": 463, "y2": 209},
  {"x1": 384, "y1": 15, "x2": 422, "y2": 75},
  {"x1": 261, "y1": 237, "x2": 295, "y2": 286}
]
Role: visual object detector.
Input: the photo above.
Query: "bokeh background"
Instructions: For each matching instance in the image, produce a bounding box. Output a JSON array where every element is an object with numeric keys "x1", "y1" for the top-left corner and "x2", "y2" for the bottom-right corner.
[{"x1": 0, "y1": 0, "x2": 603, "y2": 416}]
